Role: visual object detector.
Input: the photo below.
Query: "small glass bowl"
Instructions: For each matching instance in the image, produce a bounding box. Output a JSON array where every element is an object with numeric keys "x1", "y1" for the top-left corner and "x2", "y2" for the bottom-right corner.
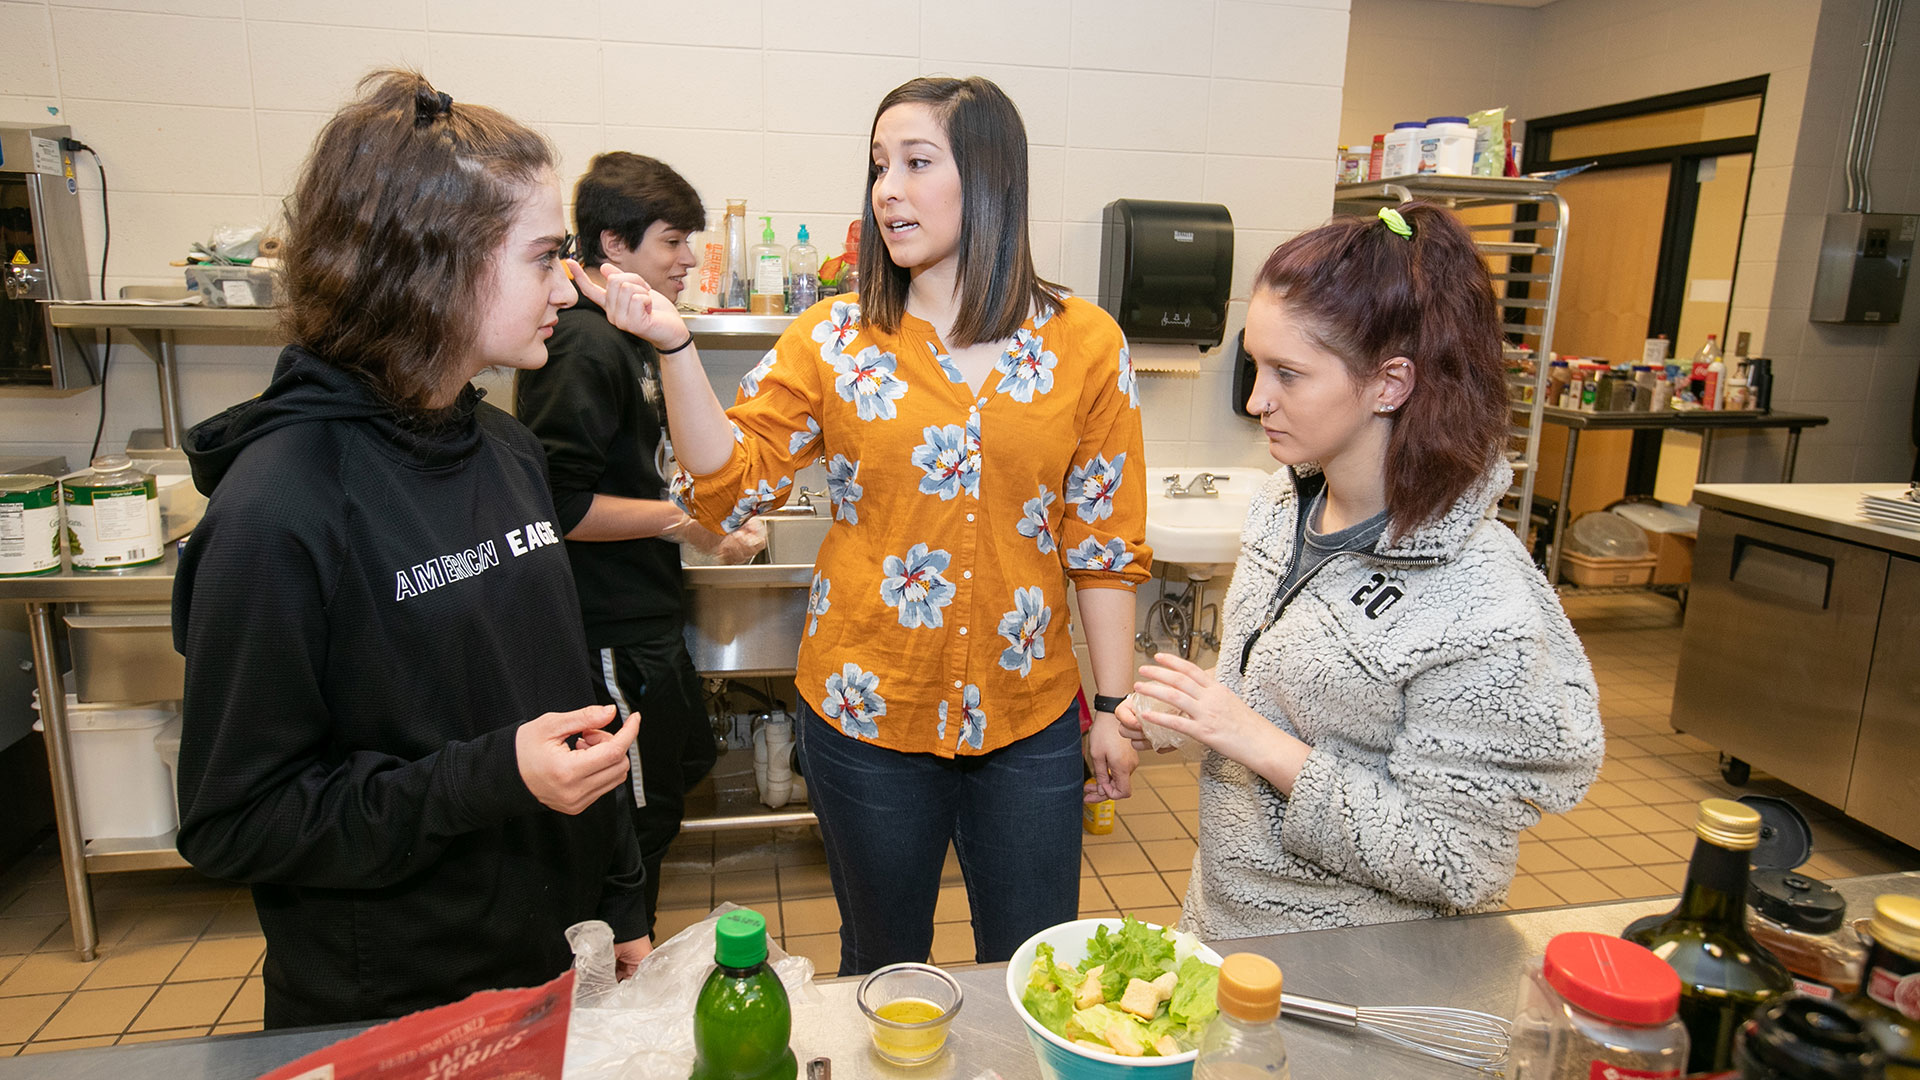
[{"x1": 856, "y1": 962, "x2": 964, "y2": 1066}]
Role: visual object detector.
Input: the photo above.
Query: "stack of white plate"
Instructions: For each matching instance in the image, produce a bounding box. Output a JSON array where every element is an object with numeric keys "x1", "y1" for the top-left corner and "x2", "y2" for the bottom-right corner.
[{"x1": 1859, "y1": 489, "x2": 1920, "y2": 531}]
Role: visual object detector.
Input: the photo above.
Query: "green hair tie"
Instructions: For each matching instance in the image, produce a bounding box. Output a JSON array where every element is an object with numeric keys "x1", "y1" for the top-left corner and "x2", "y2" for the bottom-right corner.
[{"x1": 1378, "y1": 206, "x2": 1414, "y2": 239}]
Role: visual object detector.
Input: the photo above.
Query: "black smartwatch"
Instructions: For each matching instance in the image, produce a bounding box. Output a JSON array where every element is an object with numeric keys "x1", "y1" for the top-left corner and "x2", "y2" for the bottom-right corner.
[{"x1": 1092, "y1": 694, "x2": 1127, "y2": 716}]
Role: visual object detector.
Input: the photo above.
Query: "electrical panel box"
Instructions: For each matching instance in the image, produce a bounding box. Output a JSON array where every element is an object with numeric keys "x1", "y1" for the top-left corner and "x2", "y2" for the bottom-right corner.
[{"x1": 1810, "y1": 211, "x2": 1915, "y2": 324}]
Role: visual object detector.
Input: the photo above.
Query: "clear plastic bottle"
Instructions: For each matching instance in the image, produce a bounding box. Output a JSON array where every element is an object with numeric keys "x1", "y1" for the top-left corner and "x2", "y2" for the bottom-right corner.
[
  {"x1": 787, "y1": 225, "x2": 820, "y2": 313},
  {"x1": 720, "y1": 199, "x2": 751, "y2": 310},
  {"x1": 749, "y1": 216, "x2": 786, "y2": 315},
  {"x1": 1690, "y1": 334, "x2": 1724, "y2": 410},
  {"x1": 1193, "y1": 953, "x2": 1290, "y2": 1080},
  {"x1": 1510, "y1": 931, "x2": 1690, "y2": 1080}
]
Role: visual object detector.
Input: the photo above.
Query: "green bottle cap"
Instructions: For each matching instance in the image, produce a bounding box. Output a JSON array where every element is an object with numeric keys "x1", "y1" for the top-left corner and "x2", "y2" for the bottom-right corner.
[
  {"x1": 714, "y1": 909, "x2": 769, "y2": 968},
  {"x1": 760, "y1": 215, "x2": 775, "y2": 243}
]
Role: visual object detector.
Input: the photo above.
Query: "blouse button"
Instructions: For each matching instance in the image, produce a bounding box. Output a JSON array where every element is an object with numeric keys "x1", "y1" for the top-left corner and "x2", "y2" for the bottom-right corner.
[
  {"x1": 953, "y1": 679, "x2": 963, "y2": 689},
  {"x1": 963, "y1": 570, "x2": 973, "y2": 579},
  {"x1": 959, "y1": 627, "x2": 969, "y2": 636},
  {"x1": 966, "y1": 513, "x2": 975, "y2": 523}
]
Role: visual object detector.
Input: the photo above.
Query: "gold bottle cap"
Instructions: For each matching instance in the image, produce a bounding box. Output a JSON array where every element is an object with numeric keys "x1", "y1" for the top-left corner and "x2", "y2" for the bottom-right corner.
[
  {"x1": 1216, "y1": 953, "x2": 1283, "y2": 1022},
  {"x1": 1693, "y1": 798, "x2": 1762, "y2": 850},
  {"x1": 1868, "y1": 895, "x2": 1920, "y2": 958}
]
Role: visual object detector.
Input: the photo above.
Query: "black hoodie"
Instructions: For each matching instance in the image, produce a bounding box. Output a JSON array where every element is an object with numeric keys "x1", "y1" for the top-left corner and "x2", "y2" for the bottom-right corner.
[{"x1": 173, "y1": 346, "x2": 647, "y2": 1028}]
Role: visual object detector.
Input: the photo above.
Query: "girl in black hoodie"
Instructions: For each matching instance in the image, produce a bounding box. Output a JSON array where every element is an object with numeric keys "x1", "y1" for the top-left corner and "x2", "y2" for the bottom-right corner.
[{"x1": 172, "y1": 70, "x2": 650, "y2": 1028}]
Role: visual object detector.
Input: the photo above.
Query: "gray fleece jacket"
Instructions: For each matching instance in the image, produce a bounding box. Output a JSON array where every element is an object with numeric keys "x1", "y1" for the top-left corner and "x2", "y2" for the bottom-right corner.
[{"x1": 1180, "y1": 459, "x2": 1604, "y2": 938}]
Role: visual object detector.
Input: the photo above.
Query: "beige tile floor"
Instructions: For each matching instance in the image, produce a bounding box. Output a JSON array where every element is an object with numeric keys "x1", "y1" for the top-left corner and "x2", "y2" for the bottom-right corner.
[{"x1": 2, "y1": 592, "x2": 1915, "y2": 1055}]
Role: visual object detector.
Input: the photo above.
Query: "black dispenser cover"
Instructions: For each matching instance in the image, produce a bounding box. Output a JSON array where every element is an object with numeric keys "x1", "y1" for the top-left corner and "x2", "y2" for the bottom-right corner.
[{"x1": 1098, "y1": 199, "x2": 1233, "y2": 350}]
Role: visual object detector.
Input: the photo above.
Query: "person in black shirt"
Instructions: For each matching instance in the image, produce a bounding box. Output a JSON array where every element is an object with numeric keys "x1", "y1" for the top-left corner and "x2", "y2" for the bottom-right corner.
[
  {"x1": 516, "y1": 153, "x2": 763, "y2": 935},
  {"x1": 173, "y1": 71, "x2": 650, "y2": 1027}
]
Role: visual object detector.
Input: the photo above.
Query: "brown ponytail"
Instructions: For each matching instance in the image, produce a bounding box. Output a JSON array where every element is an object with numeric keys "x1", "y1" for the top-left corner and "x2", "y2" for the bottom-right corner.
[{"x1": 1252, "y1": 201, "x2": 1508, "y2": 534}]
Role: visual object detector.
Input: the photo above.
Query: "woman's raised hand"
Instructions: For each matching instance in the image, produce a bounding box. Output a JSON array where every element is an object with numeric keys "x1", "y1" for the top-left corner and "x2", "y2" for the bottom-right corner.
[
  {"x1": 1132, "y1": 652, "x2": 1307, "y2": 790},
  {"x1": 516, "y1": 703, "x2": 640, "y2": 815},
  {"x1": 568, "y1": 260, "x2": 690, "y2": 353}
]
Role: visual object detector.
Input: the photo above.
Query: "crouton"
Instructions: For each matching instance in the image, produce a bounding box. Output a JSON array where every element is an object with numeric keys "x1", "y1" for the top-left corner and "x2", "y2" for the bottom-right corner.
[
  {"x1": 1073, "y1": 966, "x2": 1106, "y2": 1009},
  {"x1": 1154, "y1": 1035, "x2": 1183, "y2": 1057},
  {"x1": 1105, "y1": 1020, "x2": 1146, "y2": 1057},
  {"x1": 1119, "y1": 977, "x2": 1162, "y2": 1020},
  {"x1": 1075, "y1": 1039, "x2": 1112, "y2": 1053},
  {"x1": 1149, "y1": 971, "x2": 1178, "y2": 1002}
]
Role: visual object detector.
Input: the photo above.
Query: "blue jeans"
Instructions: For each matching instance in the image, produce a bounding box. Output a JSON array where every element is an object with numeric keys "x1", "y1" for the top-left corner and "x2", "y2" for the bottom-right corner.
[{"x1": 794, "y1": 697, "x2": 1084, "y2": 975}]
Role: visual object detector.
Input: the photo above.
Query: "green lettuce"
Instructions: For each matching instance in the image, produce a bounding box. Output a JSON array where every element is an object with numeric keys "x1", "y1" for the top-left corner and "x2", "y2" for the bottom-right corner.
[
  {"x1": 1167, "y1": 955, "x2": 1220, "y2": 1038},
  {"x1": 1021, "y1": 943, "x2": 1077, "y2": 1037},
  {"x1": 1083, "y1": 915, "x2": 1178, "y2": 1001}
]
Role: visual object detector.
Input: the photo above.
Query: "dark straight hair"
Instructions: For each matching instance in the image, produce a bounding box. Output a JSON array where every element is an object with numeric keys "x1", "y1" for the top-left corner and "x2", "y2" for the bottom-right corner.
[
  {"x1": 1254, "y1": 202, "x2": 1508, "y2": 534},
  {"x1": 574, "y1": 152, "x2": 705, "y2": 266},
  {"x1": 280, "y1": 69, "x2": 553, "y2": 413},
  {"x1": 858, "y1": 77, "x2": 1063, "y2": 346}
]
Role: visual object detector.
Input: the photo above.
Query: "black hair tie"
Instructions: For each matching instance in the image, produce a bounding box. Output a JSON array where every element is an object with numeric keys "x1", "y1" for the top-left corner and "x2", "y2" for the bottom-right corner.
[{"x1": 414, "y1": 88, "x2": 454, "y2": 126}]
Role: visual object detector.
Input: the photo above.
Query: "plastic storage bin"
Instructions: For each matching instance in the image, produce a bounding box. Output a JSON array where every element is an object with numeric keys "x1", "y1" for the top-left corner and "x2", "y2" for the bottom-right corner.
[
  {"x1": 31, "y1": 690, "x2": 181, "y2": 839},
  {"x1": 184, "y1": 264, "x2": 275, "y2": 307},
  {"x1": 1559, "y1": 550, "x2": 1659, "y2": 587}
]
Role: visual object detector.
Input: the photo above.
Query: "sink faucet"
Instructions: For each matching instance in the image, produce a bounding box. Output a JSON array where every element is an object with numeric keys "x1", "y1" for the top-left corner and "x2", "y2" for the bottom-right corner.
[
  {"x1": 1162, "y1": 473, "x2": 1228, "y2": 498},
  {"x1": 794, "y1": 486, "x2": 829, "y2": 512}
]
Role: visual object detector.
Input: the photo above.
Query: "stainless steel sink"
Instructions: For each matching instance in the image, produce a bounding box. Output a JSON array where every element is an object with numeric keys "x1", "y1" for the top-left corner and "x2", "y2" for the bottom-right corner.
[{"x1": 682, "y1": 511, "x2": 826, "y2": 677}]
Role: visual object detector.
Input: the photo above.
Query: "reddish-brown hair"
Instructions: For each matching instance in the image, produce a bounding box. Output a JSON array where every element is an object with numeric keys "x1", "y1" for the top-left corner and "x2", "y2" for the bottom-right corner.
[
  {"x1": 280, "y1": 69, "x2": 553, "y2": 412},
  {"x1": 1254, "y1": 201, "x2": 1507, "y2": 534}
]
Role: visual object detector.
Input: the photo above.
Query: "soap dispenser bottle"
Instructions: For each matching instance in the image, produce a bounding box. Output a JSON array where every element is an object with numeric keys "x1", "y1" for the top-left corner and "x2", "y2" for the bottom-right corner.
[
  {"x1": 787, "y1": 225, "x2": 820, "y2": 313},
  {"x1": 750, "y1": 216, "x2": 786, "y2": 315}
]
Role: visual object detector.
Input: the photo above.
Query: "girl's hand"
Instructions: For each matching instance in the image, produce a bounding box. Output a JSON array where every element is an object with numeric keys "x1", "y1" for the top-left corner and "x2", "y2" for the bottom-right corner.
[
  {"x1": 1085, "y1": 711, "x2": 1139, "y2": 801},
  {"x1": 569, "y1": 260, "x2": 690, "y2": 353},
  {"x1": 1133, "y1": 653, "x2": 1308, "y2": 789},
  {"x1": 516, "y1": 704, "x2": 639, "y2": 815},
  {"x1": 615, "y1": 935, "x2": 652, "y2": 979},
  {"x1": 1113, "y1": 699, "x2": 1162, "y2": 754}
]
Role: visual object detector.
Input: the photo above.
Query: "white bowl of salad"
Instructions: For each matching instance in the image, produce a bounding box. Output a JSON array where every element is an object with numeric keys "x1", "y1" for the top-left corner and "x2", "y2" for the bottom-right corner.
[{"x1": 1005, "y1": 916, "x2": 1224, "y2": 1080}]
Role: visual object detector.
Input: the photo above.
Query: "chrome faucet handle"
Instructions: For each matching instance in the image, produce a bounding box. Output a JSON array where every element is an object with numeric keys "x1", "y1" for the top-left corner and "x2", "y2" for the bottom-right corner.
[
  {"x1": 795, "y1": 486, "x2": 828, "y2": 511},
  {"x1": 1193, "y1": 473, "x2": 1227, "y2": 495},
  {"x1": 1162, "y1": 474, "x2": 1183, "y2": 496}
]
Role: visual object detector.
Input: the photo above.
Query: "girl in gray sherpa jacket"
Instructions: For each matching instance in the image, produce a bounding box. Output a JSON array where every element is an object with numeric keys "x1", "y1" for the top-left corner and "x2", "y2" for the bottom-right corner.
[{"x1": 1119, "y1": 203, "x2": 1604, "y2": 937}]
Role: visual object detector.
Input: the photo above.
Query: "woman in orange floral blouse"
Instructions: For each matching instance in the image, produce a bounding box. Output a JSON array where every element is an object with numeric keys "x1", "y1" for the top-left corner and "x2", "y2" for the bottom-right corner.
[{"x1": 577, "y1": 76, "x2": 1149, "y2": 974}]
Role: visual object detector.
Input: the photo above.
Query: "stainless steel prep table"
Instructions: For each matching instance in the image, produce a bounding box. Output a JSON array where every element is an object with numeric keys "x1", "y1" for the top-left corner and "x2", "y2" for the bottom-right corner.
[
  {"x1": 1524, "y1": 405, "x2": 1829, "y2": 587},
  {"x1": 0, "y1": 870, "x2": 1912, "y2": 1080}
]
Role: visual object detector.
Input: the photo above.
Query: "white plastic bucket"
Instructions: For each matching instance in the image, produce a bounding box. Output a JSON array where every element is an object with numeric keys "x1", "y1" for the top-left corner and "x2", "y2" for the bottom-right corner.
[{"x1": 32, "y1": 692, "x2": 180, "y2": 840}]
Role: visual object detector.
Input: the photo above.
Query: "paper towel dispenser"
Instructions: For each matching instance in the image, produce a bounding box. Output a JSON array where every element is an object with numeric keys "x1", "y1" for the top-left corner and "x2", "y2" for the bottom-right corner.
[{"x1": 1098, "y1": 199, "x2": 1233, "y2": 351}]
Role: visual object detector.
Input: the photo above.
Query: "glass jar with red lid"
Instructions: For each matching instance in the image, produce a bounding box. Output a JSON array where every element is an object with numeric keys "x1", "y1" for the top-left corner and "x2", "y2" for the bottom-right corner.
[{"x1": 1511, "y1": 931, "x2": 1691, "y2": 1080}]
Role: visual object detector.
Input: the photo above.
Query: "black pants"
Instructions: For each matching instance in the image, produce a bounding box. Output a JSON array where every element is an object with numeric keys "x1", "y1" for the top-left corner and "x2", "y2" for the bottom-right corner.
[{"x1": 589, "y1": 624, "x2": 717, "y2": 936}]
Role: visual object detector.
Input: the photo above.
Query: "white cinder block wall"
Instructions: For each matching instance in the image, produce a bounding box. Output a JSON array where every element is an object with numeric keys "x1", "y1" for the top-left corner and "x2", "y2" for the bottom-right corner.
[
  {"x1": 1342, "y1": 0, "x2": 1920, "y2": 483},
  {"x1": 0, "y1": 0, "x2": 1353, "y2": 475}
]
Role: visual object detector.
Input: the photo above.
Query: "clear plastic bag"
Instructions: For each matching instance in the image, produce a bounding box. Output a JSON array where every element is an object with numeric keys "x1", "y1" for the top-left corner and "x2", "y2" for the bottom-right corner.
[
  {"x1": 1128, "y1": 691, "x2": 1193, "y2": 754},
  {"x1": 1565, "y1": 511, "x2": 1651, "y2": 559},
  {"x1": 563, "y1": 903, "x2": 818, "y2": 1080}
]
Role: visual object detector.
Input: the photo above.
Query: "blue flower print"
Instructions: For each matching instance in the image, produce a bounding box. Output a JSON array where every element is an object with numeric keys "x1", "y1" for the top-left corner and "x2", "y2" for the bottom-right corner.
[
  {"x1": 831, "y1": 346, "x2": 909, "y2": 422},
  {"x1": 994, "y1": 329, "x2": 1057, "y2": 403},
  {"x1": 821, "y1": 662, "x2": 885, "y2": 740},
  {"x1": 826, "y1": 454, "x2": 863, "y2": 524},
  {"x1": 1067, "y1": 536, "x2": 1134, "y2": 572},
  {"x1": 722, "y1": 477, "x2": 791, "y2": 532},
  {"x1": 807, "y1": 573, "x2": 831, "y2": 636},
  {"x1": 740, "y1": 349, "x2": 777, "y2": 398},
  {"x1": 1067, "y1": 451, "x2": 1126, "y2": 523},
  {"x1": 731, "y1": 421, "x2": 746, "y2": 444},
  {"x1": 668, "y1": 470, "x2": 695, "y2": 514},
  {"x1": 1034, "y1": 303, "x2": 1055, "y2": 328},
  {"x1": 996, "y1": 586, "x2": 1052, "y2": 677},
  {"x1": 880, "y1": 543, "x2": 957, "y2": 629},
  {"x1": 813, "y1": 301, "x2": 862, "y2": 360},
  {"x1": 961, "y1": 684, "x2": 986, "y2": 750},
  {"x1": 789, "y1": 415, "x2": 821, "y2": 456},
  {"x1": 911, "y1": 424, "x2": 981, "y2": 501},
  {"x1": 1017, "y1": 485, "x2": 1057, "y2": 554},
  {"x1": 937, "y1": 700, "x2": 948, "y2": 741},
  {"x1": 1117, "y1": 340, "x2": 1139, "y2": 408},
  {"x1": 932, "y1": 343, "x2": 966, "y2": 384}
]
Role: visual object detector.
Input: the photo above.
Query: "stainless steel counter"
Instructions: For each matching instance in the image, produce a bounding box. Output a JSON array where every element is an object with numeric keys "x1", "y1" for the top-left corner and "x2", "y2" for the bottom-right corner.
[
  {"x1": 1692, "y1": 482, "x2": 1920, "y2": 560},
  {"x1": 0, "y1": 871, "x2": 1912, "y2": 1080}
]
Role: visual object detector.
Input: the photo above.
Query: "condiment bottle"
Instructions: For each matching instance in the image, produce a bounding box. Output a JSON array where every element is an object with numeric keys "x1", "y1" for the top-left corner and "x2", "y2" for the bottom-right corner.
[
  {"x1": 1746, "y1": 869, "x2": 1867, "y2": 997},
  {"x1": 1843, "y1": 895, "x2": 1920, "y2": 1077},
  {"x1": 787, "y1": 225, "x2": 820, "y2": 313},
  {"x1": 1510, "y1": 931, "x2": 1689, "y2": 1080},
  {"x1": 1193, "y1": 953, "x2": 1290, "y2": 1080},
  {"x1": 1624, "y1": 798, "x2": 1795, "y2": 1073},
  {"x1": 750, "y1": 216, "x2": 786, "y2": 315},
  {"x1": 690, "y1": 909, "x2": 797, "y2": 1080},
  {"x1": 1733, "y1": 996, "x2": 1887, "y2": 1080}
]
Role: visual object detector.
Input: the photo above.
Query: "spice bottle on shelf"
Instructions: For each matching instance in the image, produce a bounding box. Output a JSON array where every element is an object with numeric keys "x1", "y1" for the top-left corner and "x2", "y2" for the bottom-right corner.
[
  {"x1": 1842, "y1": 895, "x2": 1920, "y2": 1076},
  {"x1": 1732, "y1": 996, "x2": 1888, "y2": 1080},
  {"x1": 1193, "y1": 953, "x2": 1291, "y2": 1080},
  {"x1": 691, "y1": 909, "x2": 797, "y2": 1080},
  {"x1": 1746, "y1": 870, "x2": 1867, "y2": 998},
  {"x1": 1510, "y1": 931, "x2": 1689, "y2": 1080},
  {"x1": 1624, "y1": 798, "x2": 1795, "y2": 1074}
]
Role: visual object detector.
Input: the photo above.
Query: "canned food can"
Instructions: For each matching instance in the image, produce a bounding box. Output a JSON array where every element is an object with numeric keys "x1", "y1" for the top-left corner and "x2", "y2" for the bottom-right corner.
[
  {"x1": 0, "y1": 475, "x2": 63, "y2": 577},
  {"x1": 62, "y1": 470, "x2": 163, "y2": 571}
]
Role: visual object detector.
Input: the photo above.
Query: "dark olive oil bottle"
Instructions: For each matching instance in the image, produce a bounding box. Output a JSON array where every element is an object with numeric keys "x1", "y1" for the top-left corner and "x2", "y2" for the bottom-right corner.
[{"x1": 1624, "y1": 798, "x2": 1794, "y2": 1073}]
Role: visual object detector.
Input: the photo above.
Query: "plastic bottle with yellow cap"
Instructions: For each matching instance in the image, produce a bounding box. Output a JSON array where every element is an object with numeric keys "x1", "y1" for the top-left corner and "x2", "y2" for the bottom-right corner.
[
  {"x1": 1193, "y1": 953, "x2": 1291, "y2": 1080},
  {"x1": 1623, "y1": 798, "x2": 1794, "y2": 1073},
  {"x1": 1843, "y1": 894, "x2": 1920, "y2": 1077}
]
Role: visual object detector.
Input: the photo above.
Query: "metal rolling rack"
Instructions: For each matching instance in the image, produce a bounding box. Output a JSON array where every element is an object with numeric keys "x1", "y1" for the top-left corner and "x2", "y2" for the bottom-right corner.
[{"x1": 1334, "y1": 176, "x2": 1569, "y2": 551}]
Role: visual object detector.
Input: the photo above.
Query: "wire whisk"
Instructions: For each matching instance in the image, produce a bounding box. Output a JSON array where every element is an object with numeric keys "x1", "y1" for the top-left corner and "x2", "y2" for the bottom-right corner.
[{"x1": 1281, "y1": 991, "x2": 1513, "y2": 1071}]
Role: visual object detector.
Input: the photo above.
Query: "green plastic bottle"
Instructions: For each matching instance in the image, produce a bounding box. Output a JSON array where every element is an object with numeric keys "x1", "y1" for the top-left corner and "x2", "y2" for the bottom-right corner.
[{"x1": 690, "y1": 909, "x2": 797, "y2": 1080}]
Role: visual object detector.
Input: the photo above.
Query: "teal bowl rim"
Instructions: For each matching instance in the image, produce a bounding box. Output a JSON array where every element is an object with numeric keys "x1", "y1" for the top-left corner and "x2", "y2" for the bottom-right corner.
[{"x1": 1001, "y1": 917, "x2": 1223, "y2": 1068}]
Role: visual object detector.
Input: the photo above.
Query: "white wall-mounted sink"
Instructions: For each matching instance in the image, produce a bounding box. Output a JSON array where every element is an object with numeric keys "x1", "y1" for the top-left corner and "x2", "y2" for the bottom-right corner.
[{"x1": 1145, "y1": 466, "x2": 1272, "y2": 570}]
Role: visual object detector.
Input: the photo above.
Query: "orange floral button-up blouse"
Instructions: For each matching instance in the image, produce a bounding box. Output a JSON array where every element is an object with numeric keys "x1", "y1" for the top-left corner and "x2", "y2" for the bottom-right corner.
[{"x1": 672, "y1": 294, "x2": 1151, "y2": 757}]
